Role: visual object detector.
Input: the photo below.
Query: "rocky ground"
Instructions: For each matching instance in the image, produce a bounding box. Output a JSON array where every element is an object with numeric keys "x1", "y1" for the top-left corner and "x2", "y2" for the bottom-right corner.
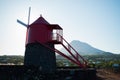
[{"x1": 97, "y1": 69, "x2": 120, "y2": 80}]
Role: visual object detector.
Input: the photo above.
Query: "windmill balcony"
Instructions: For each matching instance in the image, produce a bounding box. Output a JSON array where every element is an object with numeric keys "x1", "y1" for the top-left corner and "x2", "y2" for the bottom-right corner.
[{"x1": 49, "y1": 33, "x2": 63, "y2": 44}]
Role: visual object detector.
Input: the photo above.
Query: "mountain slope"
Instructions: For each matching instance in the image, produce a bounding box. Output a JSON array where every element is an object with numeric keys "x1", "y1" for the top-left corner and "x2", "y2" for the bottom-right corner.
[{"x1": 60, "y1": 40, "x2": 112, "y2": 55}]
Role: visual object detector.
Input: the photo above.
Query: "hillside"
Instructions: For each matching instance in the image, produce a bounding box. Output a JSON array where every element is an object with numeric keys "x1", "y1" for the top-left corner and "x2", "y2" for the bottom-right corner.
[{"x1": 60, "y1": 40, "x2": 113, "y2": 55}]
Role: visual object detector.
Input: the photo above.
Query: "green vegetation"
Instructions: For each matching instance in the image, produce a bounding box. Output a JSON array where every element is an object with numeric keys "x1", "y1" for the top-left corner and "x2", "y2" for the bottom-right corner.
[
  {"x1": 83, "y1": 54, "x2": 120, "y2": 68},
  {"x1": 0, "y1": 54, "x2": 120, "y2": 70},
  {"x1": 56, "y1": 54, "x2": 120, "y2": 69},
  {"x1": 0, "y1": 55, "x2": 24, "y2": 65}
]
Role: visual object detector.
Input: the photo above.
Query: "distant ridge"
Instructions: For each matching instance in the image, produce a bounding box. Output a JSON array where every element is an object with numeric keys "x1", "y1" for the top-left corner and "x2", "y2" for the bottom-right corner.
[{"x1": 60, "y1": 40, "x2": 113, "y2": 55}]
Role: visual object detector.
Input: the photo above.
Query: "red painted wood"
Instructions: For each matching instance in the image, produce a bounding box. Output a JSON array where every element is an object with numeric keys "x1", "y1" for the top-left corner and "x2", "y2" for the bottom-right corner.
[{"x1": 26, "y1": 16, "x2": 62, "y2": 44}]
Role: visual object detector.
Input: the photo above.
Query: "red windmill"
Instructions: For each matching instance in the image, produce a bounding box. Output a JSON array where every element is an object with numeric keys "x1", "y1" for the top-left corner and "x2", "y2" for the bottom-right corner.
[{"x1": 17, "y1": 8, "x2": 87, "y2": 73}]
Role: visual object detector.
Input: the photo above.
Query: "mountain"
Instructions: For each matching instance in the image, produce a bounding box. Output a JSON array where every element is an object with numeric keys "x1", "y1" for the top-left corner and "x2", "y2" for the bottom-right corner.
[{"x1": 60, "y1": 40, "x2": 113, "y2": 55}]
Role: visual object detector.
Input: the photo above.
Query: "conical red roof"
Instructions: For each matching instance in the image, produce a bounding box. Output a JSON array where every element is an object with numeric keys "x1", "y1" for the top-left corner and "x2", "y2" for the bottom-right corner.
[
  {"x1": 30, "y1": 15, "x2": 62, "y2": 29},
  {"x1": 31, "y1": 16, "x2": 50, "y2": 25}
]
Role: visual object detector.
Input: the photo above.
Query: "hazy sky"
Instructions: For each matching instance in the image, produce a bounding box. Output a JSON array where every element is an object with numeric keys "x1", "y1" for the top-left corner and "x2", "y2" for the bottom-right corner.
[{"x1": 0, "y1": 0, "x2": 120, "y2": 55}]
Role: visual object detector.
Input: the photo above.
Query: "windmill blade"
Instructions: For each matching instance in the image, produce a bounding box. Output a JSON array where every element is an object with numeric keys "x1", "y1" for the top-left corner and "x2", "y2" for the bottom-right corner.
[
  {"x1": 17, "y1": 19, "x2": 28, "y2": 27},
  {"x1": 28, "y1": 7, "x2": 31, "y2": 25}
]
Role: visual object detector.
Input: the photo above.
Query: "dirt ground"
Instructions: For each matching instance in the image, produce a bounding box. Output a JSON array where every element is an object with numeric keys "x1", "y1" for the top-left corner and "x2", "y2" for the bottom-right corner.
[{"x1": 97, "y1": 69, "x2": 120, "y2": 80}]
